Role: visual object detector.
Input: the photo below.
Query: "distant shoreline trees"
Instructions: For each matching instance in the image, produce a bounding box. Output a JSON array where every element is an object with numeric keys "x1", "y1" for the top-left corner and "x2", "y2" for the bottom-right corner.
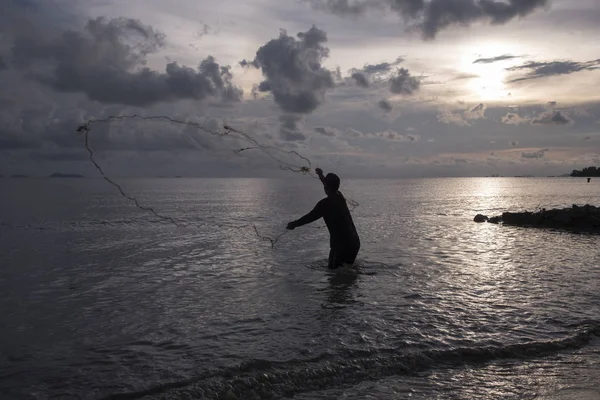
[{"x1": 571, "y1": 166, "x2": 600, "y2": 177}]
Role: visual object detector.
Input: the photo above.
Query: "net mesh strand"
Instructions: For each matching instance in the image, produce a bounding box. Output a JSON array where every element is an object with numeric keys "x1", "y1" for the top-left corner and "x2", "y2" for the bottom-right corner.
[{"x1": 77, "y1": 115, "x2": 359, "y2": 247}]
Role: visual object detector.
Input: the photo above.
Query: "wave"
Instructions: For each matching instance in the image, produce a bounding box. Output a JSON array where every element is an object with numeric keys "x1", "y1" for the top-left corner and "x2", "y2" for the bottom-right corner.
[{"x1": 101, "y1": 322, "x2": 600, "y2": 400}]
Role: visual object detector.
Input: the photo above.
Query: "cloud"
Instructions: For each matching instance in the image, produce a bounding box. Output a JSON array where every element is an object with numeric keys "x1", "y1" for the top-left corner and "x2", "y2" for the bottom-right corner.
[
  {"x1": 465, "y1": 103, "x2": 486, "y2": 120},
  {"x1": 0, "y1": 56, "x2": 6, "y2": 70},
  {"x1": 389, "y1": 68, "x2": 420, "y2": 94},
  {"x1": 437, "y1": 109, "x2": 470, "y2": 126},
  {"x1": 346, "y1": 128, "x2": 363, "y2": 138},
  {"x1": 279, "y1": 114, "x2": 306, "y2": 141},
  {"x1": 240, "y1": 25, "x2": 334, "y2": 114},
  {"x1": 351, "y1": 72, "x2": 369, "y2": 87},
  {"x1": 521, "y1": 148, "x2": 549, "y2": 159},
  {"x1": 314, "y1": 126, "x2": 339, "y2": 136},
  {"x1": 438, "y1": 103, "x2": 486, "y2": 125},
  {"x1": 305, "y1": 0, "x2": 374, "y2": 16},
  {"x1": 502, "y1": 112, "x2": 529, "y2": 125},
  {"x1": 307, "y1": 0, "x2": 549, "y2": 39},
  {"x1": 452, "y1": 73, "x2": 479, "y2": 81},
  {"x1": 0, "y1": 134, "x2": 40, "y2": 150},
  {"x1": 194, "y1": 23, "x2": 211, "y2": 38},
  {"x1": 473, "y1": 54, "x2": 520, "y2": 64},
  {"x1": 9, "y1": 17, "x2": 242, "y2": 106},
  {"x1": 36, "y1": 149, "x2": 89, "y2": 162},
  {"x1": 531, "y1": 110, "x2": 572, "y2": 125},
  {"x1": 378, "y1": 99, "x2": 393, "y2": 112},
  {"x1": 373, "y1": 129, "x2": 417, "y2": 141},
  {"x1": 362, "y1": 57, "x2": 404, "y2": 74},
  {"x1": 354, "y1": 128, "x2": 418, "y2": 142},
  {"x1": 502, "y1": 103, "x2": 573, "y2": 126},
  {"x1": 348, "y1": 56, "x2": 404, "y2": 87},
  {"x1": 507, "y1": 59, "x2": 600, "y2": 82}
]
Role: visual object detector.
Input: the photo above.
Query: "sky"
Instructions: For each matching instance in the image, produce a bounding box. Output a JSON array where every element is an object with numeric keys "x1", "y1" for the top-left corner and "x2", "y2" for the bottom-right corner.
[{"x1": 1, "y1": 0, "x2": 599, "y2": 178}]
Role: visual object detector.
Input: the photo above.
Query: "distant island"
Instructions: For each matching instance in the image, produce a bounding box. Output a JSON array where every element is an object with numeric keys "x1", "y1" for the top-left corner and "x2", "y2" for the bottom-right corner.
[
  {"x1": 571, "y1": 166, "x2": 600, "y2": 177},
  {"x1": 49, "y1": 173, "x2": 85, "y2": 178},
  {"x1": 11, "y1": 174, "x2": 29, "y2": 178}
]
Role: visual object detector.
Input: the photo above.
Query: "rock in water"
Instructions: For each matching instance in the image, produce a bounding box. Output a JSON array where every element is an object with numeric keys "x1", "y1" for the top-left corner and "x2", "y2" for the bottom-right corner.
[
  {"x1": 488, "y1": 216, "x2": 502, "y2": 224},
  {"x1": 474, "y1": 214, "x2": 488, "y2": 223}
]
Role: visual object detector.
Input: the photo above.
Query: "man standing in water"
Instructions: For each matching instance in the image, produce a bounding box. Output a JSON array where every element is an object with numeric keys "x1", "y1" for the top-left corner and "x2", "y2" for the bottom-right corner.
[{"x1": 286, "y1": 168, "x2": 360, "y2": 269}]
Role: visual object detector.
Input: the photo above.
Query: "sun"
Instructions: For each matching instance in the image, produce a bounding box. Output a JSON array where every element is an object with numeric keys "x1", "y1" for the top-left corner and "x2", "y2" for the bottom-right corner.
[
  {"x1": 468, "y1": 63, "x2": 510, "y2": 100},
  {"x1": 459, "y1": 42, "x2": 520, "y2": 101}
]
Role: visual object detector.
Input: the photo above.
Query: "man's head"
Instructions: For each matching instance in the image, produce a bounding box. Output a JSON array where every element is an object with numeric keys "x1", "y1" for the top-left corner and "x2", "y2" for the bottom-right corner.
[{"x1": 324, "y1": 173, "x2": 340, "y2": 195}]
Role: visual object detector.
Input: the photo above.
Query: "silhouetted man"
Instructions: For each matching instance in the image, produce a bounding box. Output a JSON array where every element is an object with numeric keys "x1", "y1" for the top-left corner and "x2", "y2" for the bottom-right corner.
[{"x1": 286, "y1": 168, "x2": 360, "y2": 269}]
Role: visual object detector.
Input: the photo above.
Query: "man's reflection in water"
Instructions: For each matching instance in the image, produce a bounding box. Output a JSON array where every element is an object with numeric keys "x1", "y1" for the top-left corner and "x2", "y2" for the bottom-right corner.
[{"x1": 323, "y1": 267, "x2": 359, "y2": 309}]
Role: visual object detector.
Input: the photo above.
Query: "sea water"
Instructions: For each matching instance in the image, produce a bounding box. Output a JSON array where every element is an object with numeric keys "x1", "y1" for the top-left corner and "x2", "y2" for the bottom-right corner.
[{"x1": 1, "y1": 177, "x2": 599, "y2": 399}]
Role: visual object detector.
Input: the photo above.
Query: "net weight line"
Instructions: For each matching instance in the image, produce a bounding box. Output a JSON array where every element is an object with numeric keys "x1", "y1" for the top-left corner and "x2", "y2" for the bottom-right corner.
[{"x1": 76, "y1": 114, "x2": 358, "y2": 247}]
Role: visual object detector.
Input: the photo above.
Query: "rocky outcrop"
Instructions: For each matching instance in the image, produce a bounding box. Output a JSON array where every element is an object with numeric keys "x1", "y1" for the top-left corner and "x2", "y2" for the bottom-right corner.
[{"x1": 474, "y1": 204, "x2": 600, "y2": 231}]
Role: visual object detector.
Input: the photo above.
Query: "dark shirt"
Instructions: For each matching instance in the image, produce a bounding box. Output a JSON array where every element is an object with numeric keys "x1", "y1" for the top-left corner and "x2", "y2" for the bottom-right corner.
[{"x1": 293, "y1": 192, "x2": 360, "y2": 249}]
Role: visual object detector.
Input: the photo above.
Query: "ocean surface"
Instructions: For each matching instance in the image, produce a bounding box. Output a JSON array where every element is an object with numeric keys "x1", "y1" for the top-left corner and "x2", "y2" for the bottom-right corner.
[{"x1": 1, "y1": 177, "x2": 599, "y2": 400}]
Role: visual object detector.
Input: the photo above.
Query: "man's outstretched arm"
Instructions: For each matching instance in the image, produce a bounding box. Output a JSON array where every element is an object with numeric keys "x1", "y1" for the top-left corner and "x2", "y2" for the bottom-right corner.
[
  {"x1": 286, "y1": 202, "x2": 324, "y2": 230},
  {"x1": 315, "y1": 167, "x2": 326, "y2": 184}
]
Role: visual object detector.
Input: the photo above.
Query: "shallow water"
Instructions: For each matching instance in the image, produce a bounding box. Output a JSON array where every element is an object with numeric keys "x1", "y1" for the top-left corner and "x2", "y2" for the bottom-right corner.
[{"x1": 1, "y1": 177, "x2": 599, "y2": 399}]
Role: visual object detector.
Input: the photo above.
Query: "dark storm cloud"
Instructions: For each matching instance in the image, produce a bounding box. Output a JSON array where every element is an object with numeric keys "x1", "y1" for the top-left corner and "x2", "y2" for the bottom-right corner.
[
  {"x1": 241, "y1": 26, "x2": 335, "y2": 114},
  {"x1": 0, "y1": 56, "x2": 7, "y2": 70},
  {"x1": 531, "y1": 110, "x2": 572, "y2": 125},
  {"x1": 351, "y1": 72, "x2": 370, "y2": 87},
  {"x1": 412, "y1": 0, "x2": 550, "y2": 39},
  {"x1": 473, "y1": 54, "x2": 520, "y2": 64},
  {"x1": 307, "y1": 0, "x2": 549, "y2": 39},
  {"x1": 279, "y1": 114, "x2": 307, "y2": 141},
  {"x1": 0, "y1": 106, "x2": 89, "y2": 153},
  {"x1": 521, "y1": 148, "x2": 549, "y2": 159},
  {"x1": 378, "y1": 99, "x2": 393, "y2": 112},
  {"x1": 9, "y1": 17, "x2": 242, "y2": 106},
  {"x1": 507, "y1": 59, "x2": 600, "y2": 82},
  {"x1": 389, "y1": 68, "x2": 420, "y2": 94}
]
